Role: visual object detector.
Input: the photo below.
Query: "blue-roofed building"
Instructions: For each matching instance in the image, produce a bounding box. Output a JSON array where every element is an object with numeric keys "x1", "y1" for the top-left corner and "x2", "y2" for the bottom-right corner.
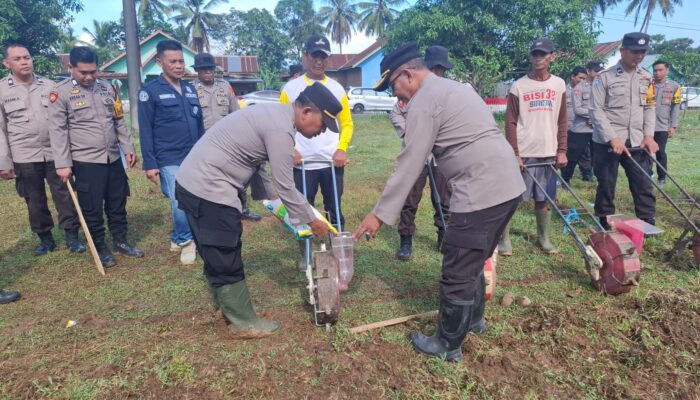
[{"x1": 326, "y1": 37, "x2": 386, "y2": 89}]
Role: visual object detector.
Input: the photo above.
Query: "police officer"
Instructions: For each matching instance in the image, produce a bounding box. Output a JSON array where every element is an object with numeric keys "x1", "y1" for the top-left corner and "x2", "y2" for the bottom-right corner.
[
  {"x1": 1, "y1": 43, "x2": 85, "y2": 255},
  {"x1": 590, "y1": 32, "x2": 658, "y2": 229},
  {"x1": 191, "y1": 52, "x2": 262, "y2": 222},
  {"x1": 651, "y1": 60, "x2": 682, "y2": 186},
  {"x1": 389, "y1": 45, "x2": 452, "y2": 260},
  {"x1": 49, "y1": 47, "x2": 143, "y2": 267},
  {"x1": 138, "y1": 40, "x2": 204, "y2": 265},
  {"x1": 562, "y1": 61, "x2": 605, "y2": 184},
  {"x1": 354, "y1": 43, "x2": 525, "y2": 361},
  {"x1": 175, "y1": 82, "x2": 340, "y2": 338},
  {"x1": 564, "y1": 66, "x2": 591, "y2": 182}
]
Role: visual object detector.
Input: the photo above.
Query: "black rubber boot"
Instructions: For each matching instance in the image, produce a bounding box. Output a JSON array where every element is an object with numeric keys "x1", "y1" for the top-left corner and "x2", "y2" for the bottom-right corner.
[
  {"x1": 436, "y1": 230, "x2": 445, "y2": 252},
  {"x1": 95, "y1": 242, "x2": 116, "y2": 268},
  {"x1": 65, "y1": 229, "x2": 86, "y2": 253},
  {"x1": 599, "y1": 216, "x2": 611, "y2": 231},
  {"x1": 409, "y1": 297, "x2": 474, "y2": 362},
  {"x1": 35, "y1": 231, "x2": 56, "y2": 256},
  {"x1": 396, "y1": 235, "x2": 413, "y2": 261},
  {"x1": 0, "y1": 290, "x2": 21, "y2": 304}
]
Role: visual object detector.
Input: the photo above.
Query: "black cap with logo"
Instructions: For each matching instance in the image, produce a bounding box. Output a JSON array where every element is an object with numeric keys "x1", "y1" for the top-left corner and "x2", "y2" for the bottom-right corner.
[
  {"x1": 305, "y1": 35, "x2": 331, "y2": 56},
  {"x1": 621, "y1": 32, "x2": 650, "y2": 51},
  {"x1": 530, "y1": 38, "x2": 555, "y2": 54},
  {"x1": 300, "y1": 82, "x2": 343, "y2": 133},
  {"x1": 374, "y1": 42, "x2": 421, "y2": 92},
  {"x1": 192, "y1": 53, "x2": 217, "y2": 70},
  {"x1": 424, "y1": 45, "x2": 453, "y2": 70}
]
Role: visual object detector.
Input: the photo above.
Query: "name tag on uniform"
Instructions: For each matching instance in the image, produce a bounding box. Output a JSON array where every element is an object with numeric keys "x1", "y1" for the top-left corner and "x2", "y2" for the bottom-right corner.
[
  {"x1": 185, "y1": 93, "x2": 198, "y2": 99},
  {"x1": 159, "y1": 94, "x2": 176, "y2": 100}
]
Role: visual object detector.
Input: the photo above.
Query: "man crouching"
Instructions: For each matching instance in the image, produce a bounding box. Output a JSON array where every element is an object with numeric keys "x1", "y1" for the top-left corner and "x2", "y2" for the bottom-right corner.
[{"x1": 175, "y1": 82, "x2": 341, "y2": 338}]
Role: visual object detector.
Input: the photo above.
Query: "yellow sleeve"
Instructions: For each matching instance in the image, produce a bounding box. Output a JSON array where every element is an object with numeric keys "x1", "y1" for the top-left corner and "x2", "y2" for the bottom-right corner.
[
  {"x1": 279, "y1": 90, "x2": 290, "y2": 105},
  {"x1": 646, "y1": 83, "x2": 656, "y2": 107},
  {"x1": 336, "y1": 93, "x2": 354, "y2": 152},
  {"x1": 672, "y1": 86, "x2": 682, "y2": 104}
]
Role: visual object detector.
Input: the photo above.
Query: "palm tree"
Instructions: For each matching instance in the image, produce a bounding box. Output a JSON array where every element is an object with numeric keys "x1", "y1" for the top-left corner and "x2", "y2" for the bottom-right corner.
[
  {"x1": 357, "y1": 0, "x2": 405, "y2": 37},
  {"x1": 624, "y1": 0, "x2": 683, "y2": 33},
  {"x1": 319, "y1": 0, "x2": 359, "y2": 54},
  {"x1": 58, "y1": 27, "x2": 84, "y2": 53},
  {"x1": 136, "y1": 0, "x2": 171, "y2": 18},
  {"x1": 169, "y1": 0, "x2": 228, "y2": 53},
  {"x1": 82, "y1": 20, "x2": 117, "y2": 49}
]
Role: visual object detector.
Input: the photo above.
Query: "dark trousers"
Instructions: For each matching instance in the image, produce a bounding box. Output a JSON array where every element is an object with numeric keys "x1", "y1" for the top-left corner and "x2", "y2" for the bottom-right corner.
[
  {"x1": 653, "y1": 131, "x2": 669, "y2": 180},
  {"x1": 561, "y1": 131, "x2": 593, "y2": 182},
  {"x1": 294, "y1": 167, "x2": 345, "y2": 229},
  {"x1": 13, "y1": 161, "x2": 78, "y2": 234},
  {"x1": 176, "y1": 183, "x2": 244, "y2": 288},
  {"x1": 440, "y1": 197, "x2": 520, "y2": 301},
  {"x1": 398, "y1": 164, "x2": 451, "y2": 236},
  {"x1": 592, "y1": 142, "x2": 656, "y2": 220},
  {"x1": 72, "y1": 160, "x2": 130, "y2": 245}
]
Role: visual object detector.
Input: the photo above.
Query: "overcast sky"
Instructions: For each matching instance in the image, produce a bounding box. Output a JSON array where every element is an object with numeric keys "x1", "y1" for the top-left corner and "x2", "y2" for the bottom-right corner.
[{"x1": 72, "y1": 0, "x2": 700, "y2": 55}]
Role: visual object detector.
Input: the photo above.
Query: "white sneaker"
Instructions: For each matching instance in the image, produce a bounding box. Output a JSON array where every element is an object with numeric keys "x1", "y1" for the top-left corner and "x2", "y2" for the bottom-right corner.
[
  {"x1": 170, "y1": 241, "x2": 181, "y2": 252},
  {"x1": 180, "y1": 241, "x2": 197, "y2": 265}
]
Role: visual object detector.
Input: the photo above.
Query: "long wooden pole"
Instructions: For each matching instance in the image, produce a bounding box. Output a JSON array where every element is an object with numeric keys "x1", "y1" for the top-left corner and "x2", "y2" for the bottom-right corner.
[
  {"x1": 349, "y1": 310, "x2": 437, "y2": 334},
  {"x1": 66, "y1": 181, "x2": 105, "y2": 276}
]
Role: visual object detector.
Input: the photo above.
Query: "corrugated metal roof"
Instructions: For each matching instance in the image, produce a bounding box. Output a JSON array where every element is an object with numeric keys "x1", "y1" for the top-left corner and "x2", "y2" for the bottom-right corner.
[{"x1": 593, "y1": 41, "x2": 622, "y2": 59}]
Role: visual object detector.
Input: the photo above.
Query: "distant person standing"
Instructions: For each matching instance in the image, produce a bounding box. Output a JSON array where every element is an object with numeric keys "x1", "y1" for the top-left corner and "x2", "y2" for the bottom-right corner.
[
  {"x1": 562, "y1": 61, "x2": 605, "y2": 184},
  {"x1": 289, "y1": 64, "x2": 303, "y2": 80},
  {"x1": 500, "y1": 38, "x2": 567, "y2": 256},
  {"x1": 138, "y1": 40, "x2": 204, "y2": 265},
  {"x1": 651, "y1": 60, "x2": 681, "y2": 186},
  {"x1": 389, "y1": 45, "x2": 452, "y2": 260},
  {"x1": 49, "y1": 46, "x2": 143, "y2": 268},
  {"x1": 563, "y1": 66, "x2": 592, "y2": 182},
  {"x1": 191, "y1": 53, "x2": 261, "y2": 222},
  {"x1": 0, "y1": 43, "x2": 85, "y2": 256}
]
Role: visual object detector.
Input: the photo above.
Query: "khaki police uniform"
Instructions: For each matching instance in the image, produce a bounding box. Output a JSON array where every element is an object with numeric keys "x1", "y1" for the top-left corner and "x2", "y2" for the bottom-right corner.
[
  {"x1": 373, "y1": 73, "x2": 525, "y2": 301},
  {"x1": 590, "y1": 61, "x2": 656, "y2": 221},
  {"x1": 175, "y1": 104, "x2": 316, "y2": 287},
  {"x1": 48, "y1": 78, "x2": 137, "y2": 246},
  {"x1": 388, "y1": 100, "x2": 450, "y2": 238},
  {"x1": 652, "y1": 78, "x2": 682, "y2": 181},
  {"x1": 0, "y1": 74, "x2": 78, "y2": 234},
  {"x1": 193, "y1": 78, "x2": 239, "y2": 131},
  {"x1": 562, "y1": 80, "x2": 595, "y2": 182}
]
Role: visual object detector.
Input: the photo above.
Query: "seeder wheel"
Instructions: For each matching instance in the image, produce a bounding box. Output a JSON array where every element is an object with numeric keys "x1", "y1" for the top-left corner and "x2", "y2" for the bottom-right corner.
[{"x1": 588, "y1": 231, "x2": 641, "y2": 295}]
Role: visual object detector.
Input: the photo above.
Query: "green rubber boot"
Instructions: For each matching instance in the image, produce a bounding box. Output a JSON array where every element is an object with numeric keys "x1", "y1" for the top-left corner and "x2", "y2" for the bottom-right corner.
[
  {"x1": 497, "y1": 220, "x2": 513, "y2": 256},
  {"x1": 207, "y1": 284, "x2": 220, "y2": 311},
  {"x1": 216, "y1": 281, "x2": 280, "y2": 338},
  {"x1": 535, "y1": 209, "x2": 558, "y2": 254}
]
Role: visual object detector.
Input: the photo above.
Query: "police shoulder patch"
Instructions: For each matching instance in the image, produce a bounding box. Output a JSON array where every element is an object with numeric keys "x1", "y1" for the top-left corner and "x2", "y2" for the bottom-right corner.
[
  {"x1": 49, "y1": 92, "x2": 59, "y2": 103},
  {"x1": 139, "y1": 90, "x2": 149, "y2": 102}
]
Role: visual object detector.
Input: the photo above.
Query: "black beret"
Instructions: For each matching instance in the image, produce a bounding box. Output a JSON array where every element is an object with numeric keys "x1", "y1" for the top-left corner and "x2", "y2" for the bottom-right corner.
[{"x1": 374, "y1": 42, "x2": 420, "y2": 92}]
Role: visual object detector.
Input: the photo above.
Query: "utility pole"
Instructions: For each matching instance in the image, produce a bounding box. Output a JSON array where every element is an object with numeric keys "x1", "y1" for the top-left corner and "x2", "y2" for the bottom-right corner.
[{"x1": 122, "y1": 0, "x2": 142, "y2": 133}]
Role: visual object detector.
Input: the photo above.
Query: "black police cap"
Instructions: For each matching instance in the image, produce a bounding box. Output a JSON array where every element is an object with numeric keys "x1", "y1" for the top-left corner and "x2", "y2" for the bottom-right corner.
[
  {"x1": 300, "y1": 82, "x2": 343, "y2": 133},
  {"x1": 374, "y1": 42, "x2": 420, "y2": 92},
  {"x1": 621, "y1": 32, "x2": 650, "y2": 51},
  {"x1": 192, "y1": 53, "x2": 217, "y2": 70},
  {"x1": 424, "y1": 45, "x2": 453, "y2": 70}
]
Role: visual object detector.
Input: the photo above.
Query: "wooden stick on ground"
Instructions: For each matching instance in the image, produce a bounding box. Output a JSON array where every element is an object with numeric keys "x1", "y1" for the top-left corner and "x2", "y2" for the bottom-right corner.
[
  {"x1": 349, "y1": 310, "x2": 437, "y2": 334},
  {"x1": 66, "y1": 180, "x2": 105, "y2": 276}
]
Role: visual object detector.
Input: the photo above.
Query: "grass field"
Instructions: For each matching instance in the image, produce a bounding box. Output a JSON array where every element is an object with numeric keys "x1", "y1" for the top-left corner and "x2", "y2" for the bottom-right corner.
[{"x1": 1, "y1": 110, "x2": 699, "y2": 399}]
